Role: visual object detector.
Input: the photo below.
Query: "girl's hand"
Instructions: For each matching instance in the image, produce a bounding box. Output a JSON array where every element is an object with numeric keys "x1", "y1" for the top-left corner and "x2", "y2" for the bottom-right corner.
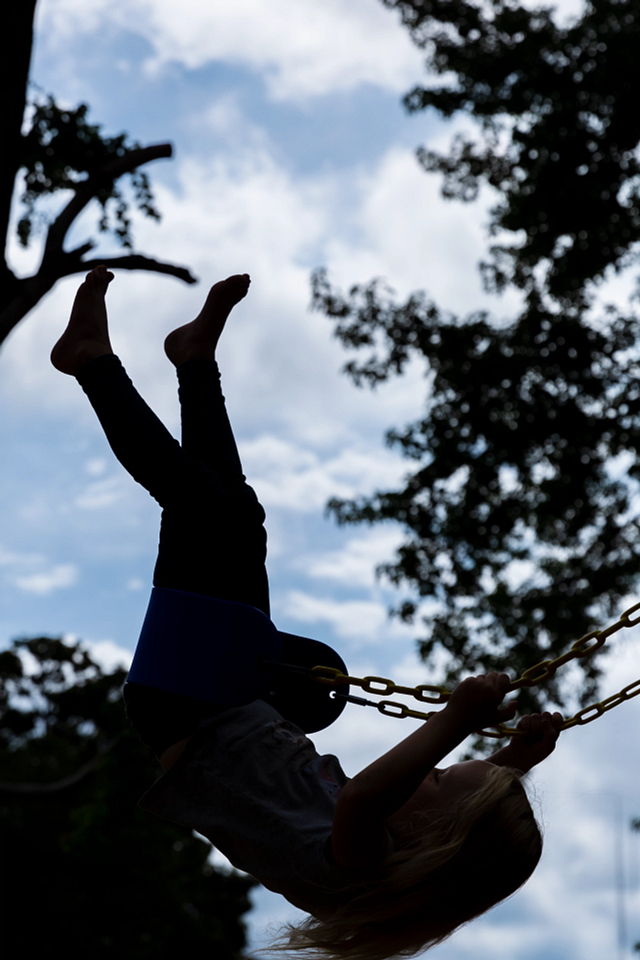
[
  {"x1": 509, "y1": 711, "x2": 563, "y2": 767},
  {"x1": 444, "y1": 672, "x2": 518, "y2": 732},
  {"x1": 489, "y1": 710, "x2": 564, "y2": 774}
]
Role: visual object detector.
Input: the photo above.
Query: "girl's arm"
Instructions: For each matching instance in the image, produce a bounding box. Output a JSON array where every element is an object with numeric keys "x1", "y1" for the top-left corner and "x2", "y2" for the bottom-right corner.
[{"x1": 331, "y1": 673, "x2": 517, "y2": 868}]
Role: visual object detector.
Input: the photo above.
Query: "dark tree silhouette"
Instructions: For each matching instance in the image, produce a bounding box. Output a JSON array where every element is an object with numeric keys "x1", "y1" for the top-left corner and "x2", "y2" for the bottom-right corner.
[
  {"x1": 313, "y1": 0, "x2": 640, "y2": 715},
  {"x1": 1, "y1": 1, "x2": 196, "y2": 348},
  {"x1": 0, "y1": 635, "x2": 256, "y2": 957}
]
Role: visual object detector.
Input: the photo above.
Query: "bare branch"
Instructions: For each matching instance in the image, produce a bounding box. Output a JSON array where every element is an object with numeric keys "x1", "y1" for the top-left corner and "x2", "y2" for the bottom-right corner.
[{"x1": 60, "y1": 253, "x2": 197, "y2": 285}]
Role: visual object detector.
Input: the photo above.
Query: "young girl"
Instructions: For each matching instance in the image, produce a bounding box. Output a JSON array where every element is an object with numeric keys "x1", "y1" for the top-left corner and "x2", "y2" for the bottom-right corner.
[{"x1": 51, "y1": 266, "x2": 563, "y2": 960}]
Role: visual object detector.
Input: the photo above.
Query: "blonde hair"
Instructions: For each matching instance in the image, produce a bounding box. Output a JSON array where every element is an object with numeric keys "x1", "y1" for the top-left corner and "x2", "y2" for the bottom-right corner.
[{"x1": 271, "y1": 765, "x2": 541, "y2": 960}]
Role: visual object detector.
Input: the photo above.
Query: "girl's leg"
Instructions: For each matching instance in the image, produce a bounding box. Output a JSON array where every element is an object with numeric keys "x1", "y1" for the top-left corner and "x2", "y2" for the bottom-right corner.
[
  {"x1": 159, "y1": 273, "x2": 270, "y2": 614},
  {"x1": 163, "y1": 273, "x2": 251, "y2": 478},
  {"x1": 162, "y1": 358, "x2": 271, "y2": 615},
  {"x1": 50, "y1": 266, "x2": 187, "y2": 502},
  {"x1": 52, "y1": 268, "x2": 268, "y2": 611}
]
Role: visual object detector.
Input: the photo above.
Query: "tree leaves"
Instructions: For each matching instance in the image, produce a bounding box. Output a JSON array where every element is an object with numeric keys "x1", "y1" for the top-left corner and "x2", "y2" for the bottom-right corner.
[
  {"x1": 314, "y1": 265, "x2": 640, "y2": 711},
  {"x1": 387, "y1": 0, "x2": 640, "y2": 303},
  {"x1": 17, "y1": 94, "x2": 161, "y2": 249},
  {"x1": 312, "y1": 1, "x2": 640, "y2": 715}
]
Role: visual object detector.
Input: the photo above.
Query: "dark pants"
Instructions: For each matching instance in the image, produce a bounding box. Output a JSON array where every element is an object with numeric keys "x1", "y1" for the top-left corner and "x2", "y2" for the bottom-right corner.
[{"x1": 76, "y1": 354, "x2": 270, "y2": 755}]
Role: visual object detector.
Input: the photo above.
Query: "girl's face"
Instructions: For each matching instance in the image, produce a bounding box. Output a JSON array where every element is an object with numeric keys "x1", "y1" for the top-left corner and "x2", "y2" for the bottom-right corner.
[{"x1": 386, "y1": 760, "x2": 495, "y2": 839}]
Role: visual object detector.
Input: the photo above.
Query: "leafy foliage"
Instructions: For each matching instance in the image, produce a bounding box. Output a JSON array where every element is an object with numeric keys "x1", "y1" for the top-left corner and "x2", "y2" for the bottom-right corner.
[
  {"x1": 313, "y1": 272, "x2": 640, "y2": 712},
  {"x1": 0, "y1": 636, "x2": 255, "y2": 958},
  {"x1": 386, "y1": 0, "x2": 640, "y2": 303},
  {"x1": 313, "y1": 0, "x2": 640, "y2": 713},
  {"x1": 17, "y1": 94, "x2": 161, "y2": 249}
]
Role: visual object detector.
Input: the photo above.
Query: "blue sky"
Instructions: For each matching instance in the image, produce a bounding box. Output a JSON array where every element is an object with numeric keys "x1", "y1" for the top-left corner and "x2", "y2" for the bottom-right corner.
[{"x1": 3, "y1": 1, "x2": 640, "y2": 957}]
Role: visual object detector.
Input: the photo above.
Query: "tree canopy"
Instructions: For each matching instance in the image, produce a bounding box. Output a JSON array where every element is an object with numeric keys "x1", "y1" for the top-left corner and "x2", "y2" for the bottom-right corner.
[
  {"x1": 313, "y1": 0, "x2": 640, "y2": 714},
  {"x1": 391, "y1": 0, "x2": 640, "y2": 304},
  {"x1": 1, "y1": 1, "x2": 195, "y2": 348},
  {"x1": 0, "y1": 635, "x2": 255, "y2": 957}
]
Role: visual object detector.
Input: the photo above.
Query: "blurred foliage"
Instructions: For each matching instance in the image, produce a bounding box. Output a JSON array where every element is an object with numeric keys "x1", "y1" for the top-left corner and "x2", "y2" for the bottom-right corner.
[
  {"x1": 0, "y1": 636, "x2": 256, "y2": 958},
  {"x1": 314, "y1": 0, "x2": 640, "y2": 717}
]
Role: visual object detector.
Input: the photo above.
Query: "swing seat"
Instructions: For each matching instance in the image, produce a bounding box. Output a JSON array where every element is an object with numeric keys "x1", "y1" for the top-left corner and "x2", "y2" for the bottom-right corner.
[{"x1": 127, "y1": 586, "x2": 349, "y2": 733}]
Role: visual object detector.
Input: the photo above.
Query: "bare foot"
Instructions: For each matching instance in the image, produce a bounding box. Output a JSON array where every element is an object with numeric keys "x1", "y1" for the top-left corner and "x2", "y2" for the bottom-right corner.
[
  {"x1": 164, "y1": 274, "x2": 250, "y2": 366},
  {"x1": 51, "y1": 266, "x2": 115, "y2": 375}
]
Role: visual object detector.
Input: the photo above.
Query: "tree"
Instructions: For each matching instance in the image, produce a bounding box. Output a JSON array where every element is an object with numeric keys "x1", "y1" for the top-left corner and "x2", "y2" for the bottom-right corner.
[
  {"x1": 0, "y1": 635, "x2": 256, "y2": 957},
  {"x1": 1, "y1": 1, "x2": 195, "y2": 348},
  {"x1": 313, "y1": 0, "x2": 640, "y2": 714}
]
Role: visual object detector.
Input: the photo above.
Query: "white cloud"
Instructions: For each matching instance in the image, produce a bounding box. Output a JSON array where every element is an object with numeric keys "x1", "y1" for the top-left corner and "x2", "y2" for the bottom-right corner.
[
  {"x1": 39, "y1": 0, "x2": 424, "y2": 102},
  {"x1": 0, "y1": 544, "x2": 80, "y2": 596},
  {"x1": 385, "y1": 648, "x2": 451, "y2": 690},
  {"x1": 283, "y1": 589, "x2": 386, "y2": 639},
  {"x1": 13, "y1": 562, "x2": 79, "y2": 595},
  {"x1": 242, "y1": 435, "x2": 407, "y2": 512},
  {"x1": 282, "y1": 588, "x2": 414, "y2": 646},
  {"x1": 0, "y1": 545, "x2": 43, "y2": 567},
  {"x1": 85, "y1": 458, "x2": 108, "y2": 477},
  {"x1": 82, "y1": 637, "x2": 133, "y2": 672},
  {"x1": 74, "y1": 477, "x2": 129, "y2": 511},
  {"x1": 303, "y1": 527, "x2": 406, "y2": 587},
  {"x1": 323, "y1": 142, "x2": 526, "y2": 319}
]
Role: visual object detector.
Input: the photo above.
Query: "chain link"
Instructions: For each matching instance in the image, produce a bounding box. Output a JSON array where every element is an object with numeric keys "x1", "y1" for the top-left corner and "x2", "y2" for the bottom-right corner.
[{"x1": 311, "y1": 600, "x2": 640, "y2": 738}]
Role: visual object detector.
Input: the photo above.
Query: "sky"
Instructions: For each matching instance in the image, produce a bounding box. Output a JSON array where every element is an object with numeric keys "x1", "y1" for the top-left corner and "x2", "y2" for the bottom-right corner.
[{"x1": 3, "y1": 0, "x2": 640, "y2": 957}]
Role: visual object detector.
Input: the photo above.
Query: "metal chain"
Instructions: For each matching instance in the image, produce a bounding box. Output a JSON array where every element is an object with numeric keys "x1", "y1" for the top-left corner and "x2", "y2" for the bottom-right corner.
[{"x1": 310, "y1": 600, "x2": 640, "y2": 738}]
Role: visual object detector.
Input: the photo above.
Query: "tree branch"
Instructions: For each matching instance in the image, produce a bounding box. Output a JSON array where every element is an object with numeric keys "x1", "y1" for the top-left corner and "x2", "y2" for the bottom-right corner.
[
  {"x1": 0, "y1": 141, "x2": 197, "y2": 347},
  {"x1": 0, "y1": 739, "x2": 116, "y2": 796},
  {"x1": 60, "y1": 253, "x2": 197, "y2": 285},
  {"x1": 0, "y1": 253, "x2": 196, "y2": 346},
  {"x1": 42, "y1": 142, "x2": 173, "y2": 262},
  {"x1": 0, "y1": 136, "x2": 197, "y2": 347}
]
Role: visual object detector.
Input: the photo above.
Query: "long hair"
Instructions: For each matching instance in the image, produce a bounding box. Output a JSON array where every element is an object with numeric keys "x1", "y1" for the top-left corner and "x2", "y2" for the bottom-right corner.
[{"x1": 271, "y1": 765, "x2": 542, "y2": 960}]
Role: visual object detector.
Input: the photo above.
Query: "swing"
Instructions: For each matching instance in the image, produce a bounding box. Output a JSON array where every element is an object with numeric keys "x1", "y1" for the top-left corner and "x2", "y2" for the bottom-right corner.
[
  {"x1": 127, "y1": 587, "x2": 351, "y2": 733},
  {"x1": 128, "y1": 588, "x2": 640, "y2": 737}
]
